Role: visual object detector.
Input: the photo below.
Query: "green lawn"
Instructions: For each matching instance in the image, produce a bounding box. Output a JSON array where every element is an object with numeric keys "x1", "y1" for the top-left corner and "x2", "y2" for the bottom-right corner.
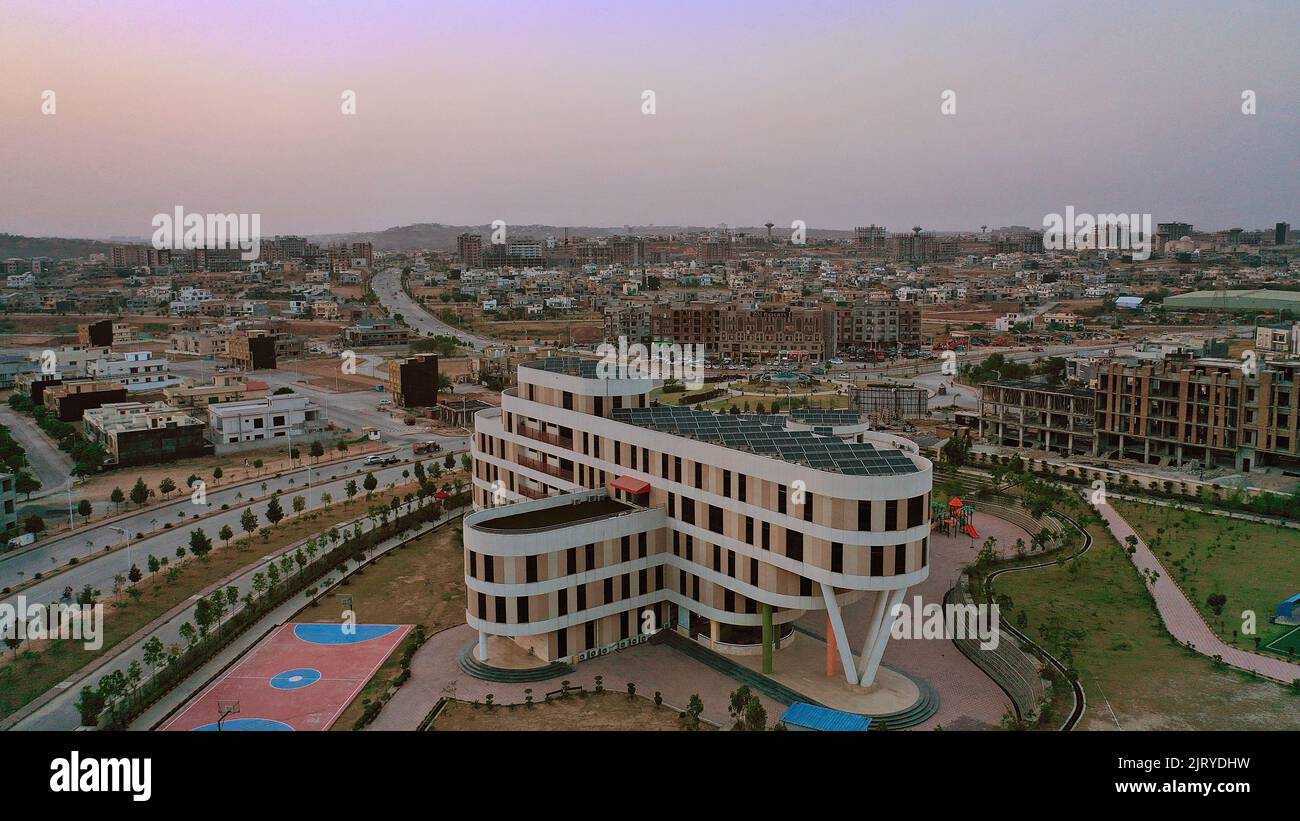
[
  {"x1": 1113, "y1": 500, "x2": 1300, "y2": 653},
  {"x1": 993, "y1": 512, "x2": 1300, "y2": 730}
]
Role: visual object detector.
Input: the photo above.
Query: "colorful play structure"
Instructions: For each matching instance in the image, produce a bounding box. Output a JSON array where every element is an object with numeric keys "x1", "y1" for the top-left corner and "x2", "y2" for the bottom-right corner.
[{"x1": 932, "y1": 497, "x2": 979, "y2": 539}]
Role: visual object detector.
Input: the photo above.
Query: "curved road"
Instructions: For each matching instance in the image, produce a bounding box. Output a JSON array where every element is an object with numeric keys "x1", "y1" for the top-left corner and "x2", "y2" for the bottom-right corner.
[{"x1": 372, "y1": 267, "x2": 495, "y2": 350}]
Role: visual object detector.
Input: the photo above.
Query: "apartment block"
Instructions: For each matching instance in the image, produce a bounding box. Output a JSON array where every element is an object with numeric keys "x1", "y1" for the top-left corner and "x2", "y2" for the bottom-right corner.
[
  {"x1": 465, "y1": 358, "x2": 932, "y2": 688},
  {"x1": 824, "y1": 301, "x2": 922, "y2": 356},
  {"x1": 650, "y1": 303, "x2": 826, "y2": 362},
  {"x1": 82, "y1": 402, "x2": 211, "y2": 467},
  {"x1": 457, "y1": 233, "x2": 483, "y2": 269},
  {"x1": 603, "y1": 304, "x2": 653, "y2": 345},
  {"x1": 1094, "y1": 356, "x2": 1300, "y2": 472},
  {"x1": 979, "y1": 380, "x2": 1096, "y2": 456}
]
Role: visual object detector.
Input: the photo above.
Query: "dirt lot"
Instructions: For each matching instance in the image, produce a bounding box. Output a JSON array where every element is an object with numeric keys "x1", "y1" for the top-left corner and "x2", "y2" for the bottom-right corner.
[
  {"x1": 430, "y1": 691, "x2": 700, "y2": 731},
  {"x1": 73, "y1": 440, "x2": 388, "y2": 511}
]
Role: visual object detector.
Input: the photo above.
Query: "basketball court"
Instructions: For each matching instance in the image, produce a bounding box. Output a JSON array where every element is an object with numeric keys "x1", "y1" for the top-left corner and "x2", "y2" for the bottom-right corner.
[{"x1": 159, "y1": 622, "x2": 411, "y2": 731}]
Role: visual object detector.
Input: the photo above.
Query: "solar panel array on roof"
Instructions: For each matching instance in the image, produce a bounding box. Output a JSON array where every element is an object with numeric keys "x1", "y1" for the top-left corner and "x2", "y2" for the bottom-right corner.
[
  {"x1": 520, "y1": 357, "x2": 605, "y2": 378},
  {"x1": 790, "y1": 409, "x2": 866, "y2": 426},
  {"x1": 611, "y1": 406, "x2": 917, "y2": 476}
]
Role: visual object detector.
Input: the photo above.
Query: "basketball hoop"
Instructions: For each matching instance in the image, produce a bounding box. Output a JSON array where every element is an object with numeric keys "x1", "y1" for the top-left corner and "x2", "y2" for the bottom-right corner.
[{"x1": 216, "y1": 700, "x2": 240, "y2": 731}]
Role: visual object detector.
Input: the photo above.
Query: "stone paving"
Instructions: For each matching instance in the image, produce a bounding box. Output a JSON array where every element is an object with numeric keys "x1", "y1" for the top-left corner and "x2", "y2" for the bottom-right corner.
[
  {"x1": 1096, "y1": 501, "x2": 1300, "y2": 683},
  {"x1": 877, "y1": 511, "x2": 1027, "y2": 730},
  {"x1": 368, "y1": 623, "x2": 783, "y2": 730}
]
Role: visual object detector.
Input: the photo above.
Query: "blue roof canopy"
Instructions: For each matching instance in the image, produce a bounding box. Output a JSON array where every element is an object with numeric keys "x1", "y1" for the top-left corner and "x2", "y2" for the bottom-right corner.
[{"x1": 779, "y1": 702, "x2": 872, "y2": 731}]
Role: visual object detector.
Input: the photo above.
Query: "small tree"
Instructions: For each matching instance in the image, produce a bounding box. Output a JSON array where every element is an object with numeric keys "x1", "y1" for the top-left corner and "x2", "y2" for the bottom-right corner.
[
  {"x1": 77, "y1": 499, "x2": 93, "y2": 522},
  {"x1": 129, "y1": 477, "x2": 150, "y2": 508},
  {"x1": 292, "y1": 495, "x2": 306, "y2": 515},
  {"x1": 265, "y1": 495, "x2": 284, "y2": 525},
  {"x1": 219, "y1": 524, "x2": 234, "y2": 546},
  {"x1": 188, "y1": 528, "x2": 212, "y2": 559},
  {"x1": 363, "y1": 472, "x2": 378, "y2": 497},
  {"x1": 310, "y1": 440, "x2": 325, "y2": 462},
  {"x1": 110, "y1": 487, "x2": 125, "y2": 510},
  {"x1": 158, "y1": 477, "x2": 176, "y2": 499},
  {"x1": 240, "y1": 507, "x2": 258, "y2": 536}
]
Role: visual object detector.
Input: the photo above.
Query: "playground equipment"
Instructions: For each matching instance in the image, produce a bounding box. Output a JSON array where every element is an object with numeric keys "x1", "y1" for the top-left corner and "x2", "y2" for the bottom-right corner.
[{"x1": 932, "y1": 496, "x2": 977, "y2": 537}]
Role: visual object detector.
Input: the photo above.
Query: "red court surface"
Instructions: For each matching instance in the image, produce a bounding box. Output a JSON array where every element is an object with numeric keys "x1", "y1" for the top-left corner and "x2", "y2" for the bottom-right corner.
[{"x1": 160, "y1": 623, "x2": 412, "y2": 731}]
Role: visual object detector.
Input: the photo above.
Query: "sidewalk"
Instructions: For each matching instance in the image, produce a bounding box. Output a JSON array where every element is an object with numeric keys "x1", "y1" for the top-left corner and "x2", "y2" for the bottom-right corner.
[{"x1": 1095, "y1": 501, "x2": 1300, "y2": 684}]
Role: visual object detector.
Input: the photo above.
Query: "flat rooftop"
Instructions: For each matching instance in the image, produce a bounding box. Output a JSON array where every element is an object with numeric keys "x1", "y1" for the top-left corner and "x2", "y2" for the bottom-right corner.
[
  {"x1": 474, "y1": 497, "x2": 633, "y2": 531},
  {"x1": 612, "y1": 406, "x2": 918, "y2": 476},
  {"x1": 521, "y1": 357, "x2": 605, "y2": 379}
]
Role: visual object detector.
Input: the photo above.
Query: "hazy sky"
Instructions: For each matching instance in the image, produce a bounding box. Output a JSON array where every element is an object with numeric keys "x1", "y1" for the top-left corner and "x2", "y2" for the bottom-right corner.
[{"x1": 2, "y1": 0, "x2": 1296, "y2": 238}]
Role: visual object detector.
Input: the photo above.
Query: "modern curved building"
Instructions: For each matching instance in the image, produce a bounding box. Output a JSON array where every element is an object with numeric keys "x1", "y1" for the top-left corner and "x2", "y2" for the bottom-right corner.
[{"x1": 464, "y1": 358, "x2": 932, "y2": 687}]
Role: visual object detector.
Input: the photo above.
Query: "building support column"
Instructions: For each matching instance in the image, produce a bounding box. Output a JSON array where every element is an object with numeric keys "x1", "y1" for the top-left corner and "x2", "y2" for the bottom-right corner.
[
  {"x1": 709, "y1": 619, "x2": 720, "y2": 649},
  {"x1": 859, "y1": 588, "x2": 908, "y2": 686},
  {"x1": 826, "y1": 614, "x2": 838, "y2": 678},
  {"x1": 477, "y1": 629, "x2": 489, "y2": 662},
  {"x1": 761, "y1": 603, "x2": 774, "y2": 674},
  {"x1": 821, "y1": 583, "x2": 859, "y2": 686}
]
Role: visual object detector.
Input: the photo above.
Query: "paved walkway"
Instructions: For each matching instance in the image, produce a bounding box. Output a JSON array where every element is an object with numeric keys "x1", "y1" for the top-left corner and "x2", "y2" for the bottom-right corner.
[
  {"x1": 376, "y1": 511, "x2": 1029, "y2": 733},
  {"x1": 1095, "y1": 501, "x2": 1300, "y2": 684},
  {"x1": 369, "y1": 623, "x2": 779, "y2": 730},
  {"x1": 869, "y1": 511, "x2": 1025, "y2": 730}
]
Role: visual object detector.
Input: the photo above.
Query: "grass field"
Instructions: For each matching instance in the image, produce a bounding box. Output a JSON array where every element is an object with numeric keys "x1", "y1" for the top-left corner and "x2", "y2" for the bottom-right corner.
[
  {"x1": 992, "y1": 509, "x2": 1300, "y2": 730},
  {"x1": 1113, "y1": 500, "x2": 1300, "y2": 653},
  {"x1": 294, "y1": 521, "x2": 466, "y2": 730},
  {"x1": 429, "y1": 690, "x2": 705, "y2": 731},
  {"x1": 1264, "y1": 624, "x2": 1300, "y2": 656}
]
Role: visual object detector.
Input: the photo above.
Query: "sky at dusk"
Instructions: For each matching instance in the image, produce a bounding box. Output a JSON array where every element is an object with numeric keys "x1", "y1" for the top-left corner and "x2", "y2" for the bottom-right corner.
[{"x1": 1, "y1": 0, "x2": 1297, "y2": 238}]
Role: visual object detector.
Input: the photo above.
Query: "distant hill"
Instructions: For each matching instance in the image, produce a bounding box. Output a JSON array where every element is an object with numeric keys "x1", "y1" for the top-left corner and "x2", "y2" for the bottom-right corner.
[{"x1": 0, "y1": 233, "x2": 116, "y2": 260}]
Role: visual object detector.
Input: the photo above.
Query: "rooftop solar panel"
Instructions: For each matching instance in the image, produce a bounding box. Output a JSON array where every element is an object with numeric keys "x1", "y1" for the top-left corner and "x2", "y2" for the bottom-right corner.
[{"x1": 609, "y1": 406, "x2": 918, "y2": 476}]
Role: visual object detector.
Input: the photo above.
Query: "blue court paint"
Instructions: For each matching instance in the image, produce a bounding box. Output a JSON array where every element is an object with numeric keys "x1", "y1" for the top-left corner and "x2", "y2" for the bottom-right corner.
[
  {"x1": 270, "y1": 668, "x2": 322, "y2": 689},
  {"x1": 293, "y1": 624, "x2": 400, "y2": 645},
  {"x1": 192, "y1": 718, "x2": 294, "y2": 732}
]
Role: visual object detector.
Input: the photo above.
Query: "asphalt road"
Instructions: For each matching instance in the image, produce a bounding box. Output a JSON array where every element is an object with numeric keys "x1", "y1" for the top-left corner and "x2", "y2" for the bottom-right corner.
[
  {"x1": 0, "y1": 404, "x2": 73, "y2": 498},
  {"x1": 372, "y1": 266, "x2": 495, "y2": 350},
  {"x1": 0, "y1": 446, "x2": 466, "y2": 606},
  {"x1": 9, "y1": 493, "x2": 451, "y2": 731}
]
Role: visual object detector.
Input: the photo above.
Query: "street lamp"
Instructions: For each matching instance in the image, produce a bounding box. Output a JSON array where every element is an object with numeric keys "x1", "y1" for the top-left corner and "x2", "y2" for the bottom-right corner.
[{"x1": 109, "y1": 526, "x2": 130, "y2": 569}]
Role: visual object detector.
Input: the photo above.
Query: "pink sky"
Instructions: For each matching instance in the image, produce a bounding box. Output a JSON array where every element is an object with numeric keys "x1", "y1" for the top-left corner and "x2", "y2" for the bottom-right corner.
[{"x1": 1, "y1": 0, "x2": 1296, "y2": 237}]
